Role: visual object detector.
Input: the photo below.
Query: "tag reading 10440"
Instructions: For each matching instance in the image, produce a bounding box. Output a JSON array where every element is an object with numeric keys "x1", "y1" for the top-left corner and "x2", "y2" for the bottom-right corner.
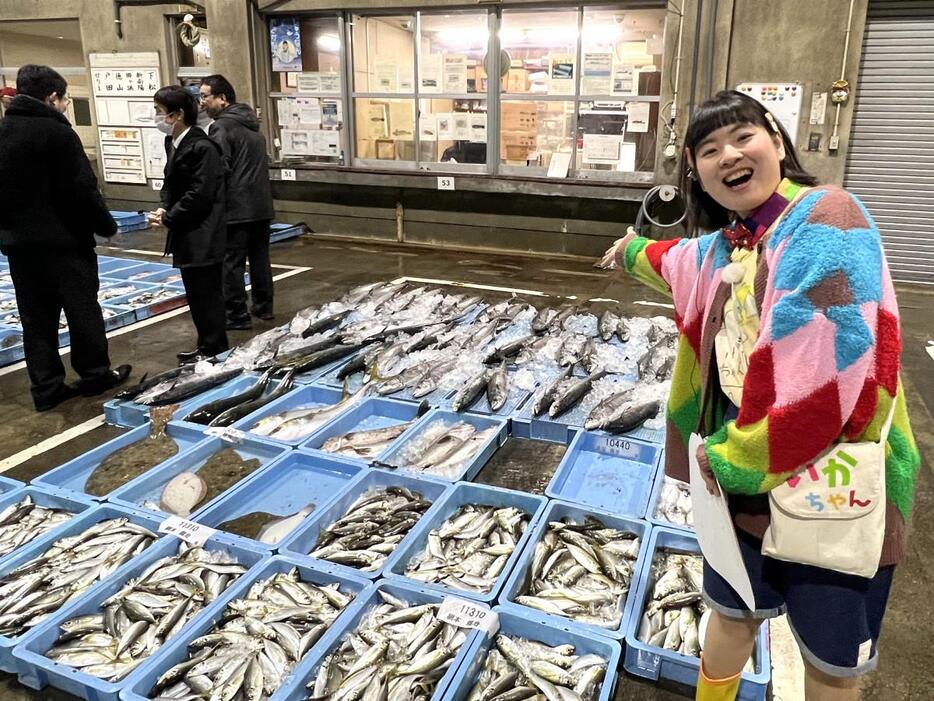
[{"x1": 598, "y1": 436, "x2": 639, "y2": 459}]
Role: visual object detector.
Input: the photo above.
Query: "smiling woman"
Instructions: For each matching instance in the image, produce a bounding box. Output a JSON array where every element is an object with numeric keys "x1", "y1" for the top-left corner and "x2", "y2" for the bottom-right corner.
[{"x1": 600, "y1": 90, "x2": 920, "y2": 701}]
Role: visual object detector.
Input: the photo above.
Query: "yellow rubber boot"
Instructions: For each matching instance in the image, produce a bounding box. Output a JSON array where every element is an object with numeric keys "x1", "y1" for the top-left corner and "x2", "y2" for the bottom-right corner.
[{"x1": 695, "y1": 659, "x2": 741, "y2": 701}]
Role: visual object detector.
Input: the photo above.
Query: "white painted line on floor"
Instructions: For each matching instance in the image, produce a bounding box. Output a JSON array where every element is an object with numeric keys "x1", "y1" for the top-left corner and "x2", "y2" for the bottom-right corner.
[
  {"x1": 394, "y1": 276, "x2": 550, "y2": 298},
  {"x1": 0, "y1": 267, "x2": 311, "y2": 379},
  {"x1": 634, "y1": 300, "x2": 675, "y2": 309},
  {"x1": 0, "y1": 414, "x2": 106, "y2": 474}
]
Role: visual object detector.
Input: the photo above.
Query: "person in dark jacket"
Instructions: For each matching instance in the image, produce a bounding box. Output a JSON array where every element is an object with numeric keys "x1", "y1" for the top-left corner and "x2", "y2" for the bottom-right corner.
[
  {"x1": 149, "y1": 85, "x2": 229, "y2": 361},
  {"x1": 199, "y1": 75, "x2": 275, "y2": 330},
  {"x1": 0, "y1": 65, "x2": 130, "y2": 411}
]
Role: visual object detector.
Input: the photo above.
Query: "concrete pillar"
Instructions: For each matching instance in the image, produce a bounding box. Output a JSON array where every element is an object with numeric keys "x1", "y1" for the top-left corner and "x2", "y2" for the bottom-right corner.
[{"x1": 204, "y1": 0, "x2": 257, "y2": 106}]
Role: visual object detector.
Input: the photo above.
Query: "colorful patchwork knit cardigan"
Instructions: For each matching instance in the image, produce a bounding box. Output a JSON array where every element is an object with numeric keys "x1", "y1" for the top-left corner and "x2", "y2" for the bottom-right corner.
[{"x1": 623, "y1": 185, "x2": 920, "y2": 563}]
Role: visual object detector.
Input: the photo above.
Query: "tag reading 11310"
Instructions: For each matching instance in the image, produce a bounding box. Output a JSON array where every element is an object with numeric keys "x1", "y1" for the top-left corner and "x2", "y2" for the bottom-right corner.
[
  {"x1": 437, "y1": 596, "x2": 499, "y2": 635},
  {"x1": 158, "y1": 516, "x2": 216, "y2": 547}
]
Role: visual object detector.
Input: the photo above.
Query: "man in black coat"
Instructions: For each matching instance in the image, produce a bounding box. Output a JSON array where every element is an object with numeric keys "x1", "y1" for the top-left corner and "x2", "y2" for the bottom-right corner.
[
  {"x1": 0, "y1": 65, "x2": 130, "y2": 411},
  {"x1": 150, "y1": 85, "x2": 228, "y2": 361},
  {"x1": 199, "y1": 75, "x2": 275, "y2": 330}
]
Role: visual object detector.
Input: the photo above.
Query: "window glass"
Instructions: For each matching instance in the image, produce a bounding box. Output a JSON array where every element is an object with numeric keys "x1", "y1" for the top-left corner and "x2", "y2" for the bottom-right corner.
[
  {"x1": 580, "y1": 7, "x2": 664, "y2": 97},
  {"x1": 501, "y1": 100, "x2": 574, "y2": 171},
  {"x1": 355, "y1": 98, "x2": 415, "y2": 161},
  {"x1": 352, "y1": 15, "x2": 416, "y2": 93},
  {"x1": 500, "y1": 10, "x2": 578, "y2": 96},
  {"x1": 419, "y1": 13, "x2": 488, "y2": 94},
  {"x1": 272, "y1": 17, "x2": 342, "y2": 94},
  {"x1": 419, "y1": 98, "x2": 487, "y2": 164}
]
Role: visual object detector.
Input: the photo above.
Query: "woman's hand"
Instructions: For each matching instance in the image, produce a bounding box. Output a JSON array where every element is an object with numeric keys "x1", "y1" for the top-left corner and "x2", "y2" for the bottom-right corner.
[
  {"x1": 148, "y1": 208, "x2": 165, "y2": 228},
  {"x1": 596, "y1": 227, "x2": 638, "y2": 269},
  {"x1": 696, "y1": 443, "x2": 721, "y2": 496}
]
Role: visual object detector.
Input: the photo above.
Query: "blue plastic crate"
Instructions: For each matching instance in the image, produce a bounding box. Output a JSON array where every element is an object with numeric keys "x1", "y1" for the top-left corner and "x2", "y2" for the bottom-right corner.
[
  {"x1": 101, "y1": 262, "x2": 164, "y2": 281},
  {"x1": 0, "y1": 487, "x2": 97, "y2": 567},
  {"x1": 168, "y1": 373, "x2": 278, "y2": 433},
  {"x1": 11, "y1": 531, "x2": 269, "y2": 701},
  {"x1": 545, "y1": 431, "x2": 662, "y2": 518},
  {"x1": 0, "y1": 503, "x2": 163, "y2": 673},
  {"x1": 100, "y1": 303, "x2": 136, "y2": 332},
  {"x1": 299, "y1": 395, "x2": 429, "y2": 463},
  {"x1": 645, "y1": 462, "x2": 694, "y2": 533},
  {"x1": 510, "y1": 393, "x2": 580, "y2": 443},
  {"x1": 279, "y1": 468, "x2": 453, "y2": 580},
  {"x1": 498, "y1": 499, "x2": 650, "y2": 640},
  {"x1": 105, "y1": 285, "x2": 187, "y2": 321},
  {"x1": 377, "y1": 409, "x2": 508, "y2": 482},
  {"x1": 192, "y1": 451, "x2": 366, "y2": 549},
  {"x1": 623, "y1": 527, "x2": 770, "y2": 701},
  {"x1": 109, "y1": 210, "x2": 148, "y2": 234},
  {"x1": 103, "y1": 371, "x2": 256, "y2": 429},
  {"x1": 269, "y1": 222, "x2": 306, "y2": 243},
  {"x1": 274, "y1": 579, "x2": 482, "y2": 701},
  {"x1": 0, "y1": 328, "x2": 24, "y2": 367},
  {"x1": 97, "y1": 258, "x2": 146, "y2": 275},
  {"x1": 441, "y1": 607, "x2": 621, "y2": 701},
  {"x1": 0, "y1": 475, "x2": 23, "y2": 493},
  {"x1": 385, "y1": 481, "x2": 547, "y2": 603},
  {"x1": 120, "y1": 554, "x2": 372, "y2": 701},
  {"x1": 108, "y1": 432, "x2": 289, "y2": 518},
  {"x1": 230, "y1": 382, "x2": 354, "y2": 447},
  {"x1": 131, "y1": 268, "x2": 183, "y2": 286},
  {"x1": 32, "y1": 422, "x2": 206, "y2": 500}
]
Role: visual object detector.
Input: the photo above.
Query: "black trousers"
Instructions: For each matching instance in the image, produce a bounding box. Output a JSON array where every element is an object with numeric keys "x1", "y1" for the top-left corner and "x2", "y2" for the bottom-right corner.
[
  {"x1": 7, "y1": 248, "x2": 111, "y2": 406},
  {"x1": 180, "y1": 263, "x2": 229, "y2": 356},
  {"x1": 223, "y1": 220, "x2": 274, "y2": 321}
]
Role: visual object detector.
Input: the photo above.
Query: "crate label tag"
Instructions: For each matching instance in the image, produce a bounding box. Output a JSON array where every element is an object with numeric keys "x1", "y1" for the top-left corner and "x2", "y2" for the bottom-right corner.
[
  {"x1": 204, "y1": 426, "x2": 245, "y2": 443},
  {"x1": 437, "y1": 596, "x2": 498, "y2": 635},
  {"x1": 159, "y1": 516, "x2": 215, "y2": 546},
  {"x1": 596, "y1": 435, "x2": 640, "y2": 459}
]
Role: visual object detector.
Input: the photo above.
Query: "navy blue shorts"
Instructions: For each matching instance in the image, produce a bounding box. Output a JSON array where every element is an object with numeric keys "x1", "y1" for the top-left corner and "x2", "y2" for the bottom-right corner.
[{"x1": 703, "y1": 528, "x2": 894, "y2": 677}]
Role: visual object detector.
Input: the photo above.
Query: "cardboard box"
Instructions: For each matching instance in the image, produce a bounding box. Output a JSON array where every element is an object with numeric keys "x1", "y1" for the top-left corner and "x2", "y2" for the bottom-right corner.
[
  {"x1": 506, "y1": 68, "x2": 530, "y2": 93},
  {"x1": 501, "y1": 102, "x2": 537, "y2": 131}
]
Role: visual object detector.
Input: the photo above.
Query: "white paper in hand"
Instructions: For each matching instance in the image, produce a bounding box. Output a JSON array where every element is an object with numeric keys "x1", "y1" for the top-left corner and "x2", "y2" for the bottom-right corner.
[{"x1": 688, "y1": 433, "x2": 756, "y2": 611}]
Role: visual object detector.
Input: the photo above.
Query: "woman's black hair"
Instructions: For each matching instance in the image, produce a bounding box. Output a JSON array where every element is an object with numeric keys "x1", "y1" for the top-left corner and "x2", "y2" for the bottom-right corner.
[
  {"x1": 153, "y1": 85, "x2": 197, "y2": 126},
  {"x1": 680, "y1": 90, "x2": 819, "y2": 236}
]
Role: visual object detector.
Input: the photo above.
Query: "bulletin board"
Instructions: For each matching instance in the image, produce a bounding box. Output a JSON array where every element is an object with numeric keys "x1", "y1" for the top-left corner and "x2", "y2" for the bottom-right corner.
[
  {"x1": 735, "y1": 82, "x2": 803, "y2": 146},
  {"x1": 90, "y1": 52, "x2": 162, "y2": 185}
]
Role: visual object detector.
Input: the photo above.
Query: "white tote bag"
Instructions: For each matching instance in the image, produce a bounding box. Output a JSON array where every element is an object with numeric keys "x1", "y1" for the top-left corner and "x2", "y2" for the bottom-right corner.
[{"x1": 761, "y1": 403, "x2": 895, "y2": 578}]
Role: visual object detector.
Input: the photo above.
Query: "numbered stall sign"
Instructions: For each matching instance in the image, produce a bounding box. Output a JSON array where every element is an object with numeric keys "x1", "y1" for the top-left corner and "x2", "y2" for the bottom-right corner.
[
  {"x1": 437, "y1": 176, "x2": 455, "y2": 190},
  {"x1": 281, "y1": 168, "x2": 297, "y2": 181}
]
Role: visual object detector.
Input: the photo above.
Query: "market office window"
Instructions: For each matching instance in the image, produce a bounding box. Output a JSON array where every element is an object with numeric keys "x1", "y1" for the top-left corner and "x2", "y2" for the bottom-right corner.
[{"x1": 265, "y1": 4, "x2": 665, "y2": 178}]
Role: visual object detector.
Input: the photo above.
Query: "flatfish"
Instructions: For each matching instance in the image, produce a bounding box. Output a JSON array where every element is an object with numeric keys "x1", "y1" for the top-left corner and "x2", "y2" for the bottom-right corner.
[
  {"x1": 196, "y1": 448, "x2": 262, "y2": 505},
  {"x1": 84, "y1": 406, "x2": 179, "y2": 496}
]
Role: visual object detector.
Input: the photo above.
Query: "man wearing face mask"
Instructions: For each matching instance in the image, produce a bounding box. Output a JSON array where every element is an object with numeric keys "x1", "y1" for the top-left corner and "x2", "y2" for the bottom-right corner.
[
  {"x1": 199, "y1": 75, "x2": 274, "y2": 331},
  {"x1": 0, "y1": 65, "x2": 131, "y2": 411}
]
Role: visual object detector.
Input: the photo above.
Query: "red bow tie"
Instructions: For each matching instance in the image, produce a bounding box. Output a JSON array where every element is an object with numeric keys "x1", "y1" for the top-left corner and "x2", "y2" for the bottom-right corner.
[{"x1": 722, "y1": 220, "x2": 759, "y2": 250}]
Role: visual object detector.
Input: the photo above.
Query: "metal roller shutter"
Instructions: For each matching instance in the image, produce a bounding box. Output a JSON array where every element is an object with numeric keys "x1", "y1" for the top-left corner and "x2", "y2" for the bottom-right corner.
[{"x1": 845, "y1": 0, "x2": 934, "y2": 284}]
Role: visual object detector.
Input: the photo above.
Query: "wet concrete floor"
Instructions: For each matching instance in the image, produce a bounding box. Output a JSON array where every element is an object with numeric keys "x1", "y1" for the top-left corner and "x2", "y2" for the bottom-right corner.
[{"x1": 0, "y1": 231, "x2": 929, "y2": 700}]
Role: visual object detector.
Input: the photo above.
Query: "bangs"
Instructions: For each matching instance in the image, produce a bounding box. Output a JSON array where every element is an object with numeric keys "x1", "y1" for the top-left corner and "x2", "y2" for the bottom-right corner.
[{"x1": 685, "y1": 92, "x2": 765, "y2": 151}]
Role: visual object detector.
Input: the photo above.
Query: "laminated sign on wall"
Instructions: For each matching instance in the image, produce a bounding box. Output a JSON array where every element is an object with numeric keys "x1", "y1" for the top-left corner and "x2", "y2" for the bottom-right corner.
[{"x1": 90, "y1": 52, "x2": 161, "y2": 185}]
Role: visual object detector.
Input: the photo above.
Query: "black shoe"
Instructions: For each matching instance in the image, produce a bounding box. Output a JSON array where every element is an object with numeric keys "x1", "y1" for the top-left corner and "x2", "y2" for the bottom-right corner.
[
  {"x1": 226, "y1": 318, "x2": 252, "y2": 331},
  {"x1": 177, "y1": 348, "x2": 202, "y2": 362},
  {"x1": 35, "y1": 384, "x2": 80, "y2": 412},
  {"x1": 79, "y1": 364, "x2": 132, "y2": 397},
  {"x1": 251, "y1": 308, "x2": 274, "y2": 321}
]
